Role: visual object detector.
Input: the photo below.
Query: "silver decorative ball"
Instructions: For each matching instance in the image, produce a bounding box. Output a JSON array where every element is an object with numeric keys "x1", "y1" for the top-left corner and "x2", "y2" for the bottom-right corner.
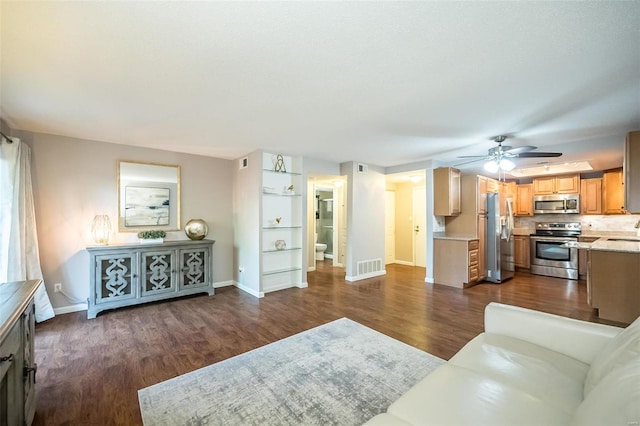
[{"x1": 184, "y1": 219, "x2": 208, "y2": 240}]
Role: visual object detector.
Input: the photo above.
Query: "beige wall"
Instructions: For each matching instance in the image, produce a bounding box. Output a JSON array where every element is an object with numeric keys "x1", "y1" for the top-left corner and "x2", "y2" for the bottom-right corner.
[{"x1": 16, "y1": 130, "x2": 234, "y2": 312}]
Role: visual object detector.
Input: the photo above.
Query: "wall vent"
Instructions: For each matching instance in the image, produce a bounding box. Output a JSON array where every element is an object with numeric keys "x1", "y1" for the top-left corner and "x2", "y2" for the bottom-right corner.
[
  {"x1": 357, "y1": 163, "x2": 368, "y2": 173},
  {"x1": 239, "y1": 157, "x2": 249, "y2": 169},
  {"x1": 357, "y1": 258, "x2": 383, "y2": 277}
]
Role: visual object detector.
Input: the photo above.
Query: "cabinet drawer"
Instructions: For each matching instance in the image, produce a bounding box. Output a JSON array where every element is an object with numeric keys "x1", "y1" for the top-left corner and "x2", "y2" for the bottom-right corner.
[
  {"x1": 0, "y1": 321, "x2": 20, "y2": 379},
  {"x1": 468, "y1": 265, "x2": 479, "y2": 282},
  {"x1": 468, "y1": 249, "x2": 479, "y2": 266},
  {"x1": 468, "y1": 240, "x2": 479, "y2": 251}
]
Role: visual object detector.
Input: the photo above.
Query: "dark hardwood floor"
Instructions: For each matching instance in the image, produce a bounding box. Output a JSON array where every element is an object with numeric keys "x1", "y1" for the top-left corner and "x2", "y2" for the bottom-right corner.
[{"x1": 33, "y1": 262, "x2": 620, "y2": 425}]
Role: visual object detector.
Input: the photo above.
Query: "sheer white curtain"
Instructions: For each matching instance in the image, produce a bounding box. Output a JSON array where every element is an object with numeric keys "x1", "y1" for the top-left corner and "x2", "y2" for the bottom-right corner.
[{"x1": 0, "y1": 136, "x2": 54, "y2": 322}]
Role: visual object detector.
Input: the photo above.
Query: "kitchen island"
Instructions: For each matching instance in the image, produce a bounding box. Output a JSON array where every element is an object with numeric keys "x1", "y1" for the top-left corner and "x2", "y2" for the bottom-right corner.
[{"x1": 567, "y1": 235, "x2": 640, "y2": 324}]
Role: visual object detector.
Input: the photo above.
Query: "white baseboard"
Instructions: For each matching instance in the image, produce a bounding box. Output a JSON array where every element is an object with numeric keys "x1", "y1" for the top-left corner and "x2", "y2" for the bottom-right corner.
[
  {"x1": 213, "y1": 280, "x2": 234, "y2": 289},
  {"x1": 234, "y1": 281, "x2": 264, "y2": 298},
  {"x1": 297, "y1": 282, "x2": 308, "y2": 288},
  {"x1": 307, "y1": 267, "x2": 316, "y2": 272},
  {"x1": 393, "y1": 260, "x2": 415, "y2": 266},
  {"x1": 54, "y1": 303, "x2": 87, "y2": 315},
  {"x1": 425, "y1": 277, "x2": 434, "y2": 284},
  {"x1": 345, "y1": 270, "x2": 386, "y2": 282}
]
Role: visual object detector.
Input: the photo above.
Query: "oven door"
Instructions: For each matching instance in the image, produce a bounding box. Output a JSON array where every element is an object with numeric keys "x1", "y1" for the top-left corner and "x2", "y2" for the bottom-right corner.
[{"x1": 530, "y1": 236, "x2": 578, "y2": 269}]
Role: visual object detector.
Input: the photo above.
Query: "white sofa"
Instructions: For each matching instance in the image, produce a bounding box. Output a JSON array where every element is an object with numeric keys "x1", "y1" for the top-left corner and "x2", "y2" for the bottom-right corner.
[{"x1": 365, "y1": 302, "x2": 640, "y2": 426}]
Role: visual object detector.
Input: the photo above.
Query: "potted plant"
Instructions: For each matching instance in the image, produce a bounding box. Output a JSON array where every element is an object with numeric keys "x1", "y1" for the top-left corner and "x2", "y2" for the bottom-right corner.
[{"x1": 137, "y1": 230, "x2": 166, "y2": 244}]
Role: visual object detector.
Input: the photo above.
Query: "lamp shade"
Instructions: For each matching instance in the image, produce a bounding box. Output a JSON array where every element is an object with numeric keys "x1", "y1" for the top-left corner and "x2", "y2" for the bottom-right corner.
[
  {"x1": 484, "y1": 160, "x2": 499, "y2": 173},
  {"x1": 91, "y1": 215, "x2": 111, "y2": 245},
  {"x1": 499, "y1": 158, "x2": 515, "y2": 171}
]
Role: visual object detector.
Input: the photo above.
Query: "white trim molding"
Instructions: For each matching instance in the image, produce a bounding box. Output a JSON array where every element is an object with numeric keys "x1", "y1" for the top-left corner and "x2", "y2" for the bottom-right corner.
[{"x1": 345, "y1": 270, "x2": 386, "y2": 282}]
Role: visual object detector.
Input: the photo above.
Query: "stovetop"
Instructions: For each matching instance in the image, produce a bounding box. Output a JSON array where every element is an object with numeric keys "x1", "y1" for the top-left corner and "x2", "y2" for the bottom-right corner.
[{"x1": 533, "y1": 222, "x2": 582, "y2": 237}]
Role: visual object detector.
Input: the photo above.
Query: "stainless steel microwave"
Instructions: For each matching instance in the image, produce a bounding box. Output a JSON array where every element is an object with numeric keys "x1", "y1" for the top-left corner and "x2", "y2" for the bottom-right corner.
[{"x1": 533, "y1": 194, "x2": 580, "y2": 214}]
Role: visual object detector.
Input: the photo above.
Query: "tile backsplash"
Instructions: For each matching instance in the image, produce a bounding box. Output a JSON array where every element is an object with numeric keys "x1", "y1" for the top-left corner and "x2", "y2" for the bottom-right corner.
[{"x1": 515, "y1": 214, "x2": 640, "y2": 231}]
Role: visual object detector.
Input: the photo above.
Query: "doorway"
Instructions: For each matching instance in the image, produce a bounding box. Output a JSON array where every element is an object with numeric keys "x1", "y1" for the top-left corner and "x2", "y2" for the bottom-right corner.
[
  {"x1": 385, "y1": 171, "x2": 427, "y2": 267},
  {"x1": 307, "y1": 176, "x2": 347, "y2": 271}
]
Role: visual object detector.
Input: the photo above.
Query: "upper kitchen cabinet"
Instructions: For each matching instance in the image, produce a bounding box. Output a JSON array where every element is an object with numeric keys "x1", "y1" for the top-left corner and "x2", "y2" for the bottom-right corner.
[
  {"x1": 625, "y1": 130, "x2": 640, "y2": 213},
  {"x1": 603, "y1": 168, "x2": 625, "y2": 214},
  {"x1": 499, "y1": 181, "x2": 516, "y2": 216},
  {"x1": 533, "y1": 174, "x2": 580, "y2": 195},
  {"x1": 515, "y1": 184, "x2": 533, "y2": 216},
  {"x1": 434, "y1": 167, "x2": 461, "y2": 216},
  {"x1": 581, "y1": 178, "x2": 603, "y2": 215}
]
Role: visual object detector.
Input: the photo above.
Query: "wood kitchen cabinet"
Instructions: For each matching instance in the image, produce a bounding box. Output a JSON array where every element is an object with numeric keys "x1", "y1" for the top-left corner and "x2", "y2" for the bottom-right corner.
[
  {"x1": 499, "y1": 181, "x2": 516, "y2": 215},
  {"x1": 533, "y1": 174, "x2": 580, "y2": 195},
  {"x1": 515, "y1": 184, "x2": 533, "y2": 216},
  {"x1": 514, "y1": 235, "x2": 530, "y2": 269},
  {"x1": 434, "y1": 167, "x2": 461, "y2": 216},
  {"x1": 603, "y1": 168, "x2": 625, "y2": 214},
  {"x1": 589, "y1": 249, "x2": 640, "y2": 323},
  {"x1": 581, "y1": 178, "x2": 603, "y2": 215},
  {"x1": 577, "y1": 236, "x2": 599, "y2": 280},
  {"x1": 434, "y1": 238, "x2": 479, "y2": 288},
  {"x1": 625, "y1": 130, "x2": 640, "y2": 213},
  {"x1": 445, "y1": 175, "x2": 487, "y2": 281}
]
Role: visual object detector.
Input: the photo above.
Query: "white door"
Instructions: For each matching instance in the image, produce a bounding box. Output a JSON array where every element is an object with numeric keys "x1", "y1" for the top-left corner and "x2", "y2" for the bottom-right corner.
[
  {"x1": 385, "y1": 191, "x2": 396, "y2": 265},
  {"x1": 413, "y1": 186, "x2": 427, "y2": 268}
]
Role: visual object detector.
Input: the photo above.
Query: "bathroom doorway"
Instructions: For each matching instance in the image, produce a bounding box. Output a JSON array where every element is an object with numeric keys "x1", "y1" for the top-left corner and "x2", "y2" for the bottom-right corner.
[{"x1": 307, "y1": 177, "x2": 346, "y2": 271}]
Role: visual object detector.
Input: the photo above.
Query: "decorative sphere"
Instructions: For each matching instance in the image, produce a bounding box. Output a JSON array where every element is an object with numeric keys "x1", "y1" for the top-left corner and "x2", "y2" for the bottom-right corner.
[{"x1": 184, "y1": 219, "x2": 208, "y2": 240}]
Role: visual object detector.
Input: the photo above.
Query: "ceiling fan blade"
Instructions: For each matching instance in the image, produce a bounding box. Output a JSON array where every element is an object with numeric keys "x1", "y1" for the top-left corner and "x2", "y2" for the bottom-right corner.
[
  {"x1": 514, "y1": 152, "x2": 562, "y2": 158},
  {"x1": 457, "y1": 155, "x2": 491, "y2": 159},
  {"x1": 453, "y1": 157, "x2": 488, "y2": 167},
  {"x1": 504, "y1": 145, "x2": 537, "y2": 154}
]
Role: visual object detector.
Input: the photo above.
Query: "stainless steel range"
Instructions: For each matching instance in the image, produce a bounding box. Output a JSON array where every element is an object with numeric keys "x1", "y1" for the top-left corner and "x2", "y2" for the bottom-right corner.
[{"x1": 530, "y1": 222, "x2": 581, "y2": 280}]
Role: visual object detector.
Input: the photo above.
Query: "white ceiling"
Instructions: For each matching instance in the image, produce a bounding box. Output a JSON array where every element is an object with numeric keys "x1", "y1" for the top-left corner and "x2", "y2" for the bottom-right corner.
[{"x1": 1, "y1": 1, "x2": 639, "y2": 174}]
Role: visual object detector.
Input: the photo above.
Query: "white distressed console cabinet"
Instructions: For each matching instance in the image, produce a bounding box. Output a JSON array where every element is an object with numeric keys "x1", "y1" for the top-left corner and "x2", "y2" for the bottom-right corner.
[
  {"x1": 0, "y1": 279, "x2": 39, "y2": 426},
  {"x1": 86, "y1": 240, "x2": 215, "y2": 319}
]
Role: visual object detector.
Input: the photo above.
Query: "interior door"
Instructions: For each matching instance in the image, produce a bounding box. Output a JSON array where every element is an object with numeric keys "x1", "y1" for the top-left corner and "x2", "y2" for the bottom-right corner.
[
  {"x1": 385, "y1": 191, "x2": 396, "y2": 265},
  {"x1": 413, "y1": 186, "x2": 427, "y2": 268}
]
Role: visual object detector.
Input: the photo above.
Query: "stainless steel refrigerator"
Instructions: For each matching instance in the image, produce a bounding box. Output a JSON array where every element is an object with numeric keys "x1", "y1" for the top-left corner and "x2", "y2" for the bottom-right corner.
[{"x1": 486, "y1": 192, "x2": 515, "y2": 283}]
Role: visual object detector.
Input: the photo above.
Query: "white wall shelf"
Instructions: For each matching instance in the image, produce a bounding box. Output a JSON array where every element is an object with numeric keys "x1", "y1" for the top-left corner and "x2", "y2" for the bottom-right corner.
[{"x1": 260, "y1": 152, "x2": 304, "y2": 293}]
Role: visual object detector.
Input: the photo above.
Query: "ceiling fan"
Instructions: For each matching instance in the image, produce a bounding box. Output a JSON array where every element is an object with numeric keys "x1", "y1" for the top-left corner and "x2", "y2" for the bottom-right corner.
[{"x1": 457, "y1": 135, "x2": 562, "y2": 172}]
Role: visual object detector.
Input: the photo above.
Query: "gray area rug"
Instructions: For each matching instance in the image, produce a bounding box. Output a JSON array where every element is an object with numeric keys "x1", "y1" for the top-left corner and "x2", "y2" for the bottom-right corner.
[{"x1": 138, "y1": 318, "x2": 444, "y2": 426}]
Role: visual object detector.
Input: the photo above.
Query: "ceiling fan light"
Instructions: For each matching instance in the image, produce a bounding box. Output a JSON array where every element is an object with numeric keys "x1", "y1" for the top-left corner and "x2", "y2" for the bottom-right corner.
[
  {"x1": 499, "y1": 158, "x2": 515, "y2": 171},
  {"x1": 484, "y1": 160, "x2": 499, "y2": 173}
]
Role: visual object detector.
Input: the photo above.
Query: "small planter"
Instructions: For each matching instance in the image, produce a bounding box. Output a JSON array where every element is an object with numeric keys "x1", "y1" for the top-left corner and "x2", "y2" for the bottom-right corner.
[
  {"x1": 137, "y1": 231, "x2": 166, "y2": 245},
  {"x1": 139, "y1": 238, "x2": 164, "y2": 244}
]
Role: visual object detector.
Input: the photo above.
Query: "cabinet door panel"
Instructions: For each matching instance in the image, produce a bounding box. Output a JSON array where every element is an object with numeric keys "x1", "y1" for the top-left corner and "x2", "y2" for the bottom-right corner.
[
  {"x1": 179, "y1": 248, "x2": 210, "y2": 289},
  {"x1": 533, "y1": 177, "x2": 555, "y2": 195},
  {"x1": 603, "y1": 169, "x2": 624, "y2": 214},
  {"x1": 141, "y1": 250, "x2": 175, "y2": 296},
  {"x1": 95, "y1": 253, "x2": 137, "y2": 303},
  {"x1": 556, "y1": 175, "x2": 580, "y2": 193},
  {"x1": 581, "y1": 178, "x2": 602, "y2": 214}
]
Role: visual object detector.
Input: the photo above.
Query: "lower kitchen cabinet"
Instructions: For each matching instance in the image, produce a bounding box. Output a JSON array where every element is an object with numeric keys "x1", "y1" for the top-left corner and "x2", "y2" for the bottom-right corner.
[
  {"x1": 514, "y1": 235, "x2": 530, "y2": 269},
  {"x1": 589, "y1": 249, "x2": 640, "y2": 323},
  {"x1": 86, "y1": 240, "x2": 215, "y2": 319},
  {"x1": 434, "y1": 238, "x2": 479, "y2": 288},
  {"x1": 578, "y1": 236, "x2": 599, "y2": 279}
]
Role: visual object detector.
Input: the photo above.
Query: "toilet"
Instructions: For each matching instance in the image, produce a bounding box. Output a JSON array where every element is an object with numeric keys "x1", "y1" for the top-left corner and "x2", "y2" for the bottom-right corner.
[{"x1": 314, "y1": 233, "x2": 327, "y2": 261}]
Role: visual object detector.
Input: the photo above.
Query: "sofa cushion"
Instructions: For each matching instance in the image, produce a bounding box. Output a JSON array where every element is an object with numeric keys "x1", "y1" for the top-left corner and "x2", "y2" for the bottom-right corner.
[
  {"x1": 571, "y1": 357, "x2": 640, "y2": 426},
  {"x1": 386, "y1": 333, "x2": 589, "y2": 425},
  {"x1": 584, "y1": 315, "x2": 640, "y2": 396}
]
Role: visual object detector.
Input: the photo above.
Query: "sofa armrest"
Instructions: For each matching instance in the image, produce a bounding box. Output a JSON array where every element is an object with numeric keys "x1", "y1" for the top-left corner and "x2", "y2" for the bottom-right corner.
[{"x1": 484, "y1": 302, "x2": 622, "y2": 364}]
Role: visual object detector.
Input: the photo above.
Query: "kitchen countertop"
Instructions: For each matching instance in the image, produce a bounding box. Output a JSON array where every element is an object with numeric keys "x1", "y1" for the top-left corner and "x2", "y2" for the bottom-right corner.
[
  {"x1": 564, "y1": 234, "x2": 640, "y2": 253},
  {"x1": 512, "y1": 228, "x2": 533, "y2": 236},
  {"x1": 433, "y1": 233, "x2": 478, "y2": 241}
]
